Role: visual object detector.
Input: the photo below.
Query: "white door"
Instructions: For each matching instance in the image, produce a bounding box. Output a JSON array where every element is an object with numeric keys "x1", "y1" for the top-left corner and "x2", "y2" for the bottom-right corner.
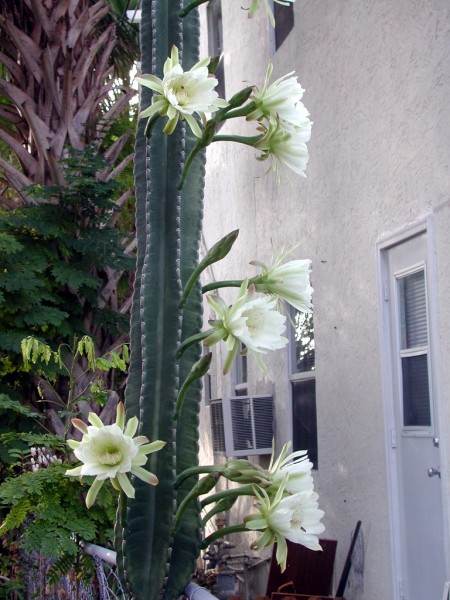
[{"x1": 384, "y1": 231, "x2": 447, "y2": 600}]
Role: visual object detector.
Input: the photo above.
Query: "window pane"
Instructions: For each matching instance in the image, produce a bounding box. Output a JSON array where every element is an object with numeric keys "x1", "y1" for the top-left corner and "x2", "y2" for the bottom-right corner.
[
  {"x1": 210, "y1": 400, "x2": 226, "y2": 453},
  {"x1": 207, "y1": 0, "x2": 225, "y2": 101},
  {"x1": 233, "y1": 343, "x2": 248, "y2": 395},
  {"x1": 204, "y1": 373, "x2": 212, "y2": 405},
  {"x1": 292, "y1": 379, "x2": 318, "y2": 468},
  {"x1": 253, "y1": 396, "x2": 273, "y2": 450},
  {"x1": 274, "y1": 2, "x2": 294, "y2": 49},
  {"x1": 293, "y1": 311, "x2": 315, "y2": 373},
  {"x1": 402, "y1": 354, "x2": 431, "y2": 427},
  {"x1": 399, "y1": 270, "x2": 427, "y2": 349}
]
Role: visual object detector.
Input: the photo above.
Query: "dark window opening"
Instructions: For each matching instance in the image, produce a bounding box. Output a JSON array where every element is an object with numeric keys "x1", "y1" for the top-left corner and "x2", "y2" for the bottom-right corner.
[
  {"x1": 207, "y1": 0, "x2": 225, "y2": 101},
  {"x1": 274, "y1": 2, "x2": 294, "y2": 50},
  {"x1": 292, "y1": 378, "x2": 318, "y2": 469},
  {"x1": 290, "y1": 308, "x2": 318, "y2": 469},
  {"x1": 233, "y1": 343, "x2": 248, "y2": 396}
]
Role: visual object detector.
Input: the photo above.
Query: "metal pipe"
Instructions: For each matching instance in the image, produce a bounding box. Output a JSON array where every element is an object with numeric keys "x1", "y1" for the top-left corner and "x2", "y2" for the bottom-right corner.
[
  {"x1": 81, "y1": 542, "x2": 117, "y2": 565},
  {"x1": 184, "y1": 582, "x2": 219, "y2": 600},
  {"x1": 81, "y1": 545, "x2": 219, "y2": 600}
]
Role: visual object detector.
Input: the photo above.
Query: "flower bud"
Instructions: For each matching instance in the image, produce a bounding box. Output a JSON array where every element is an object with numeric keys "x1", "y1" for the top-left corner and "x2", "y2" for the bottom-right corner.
[{"x1": 221, "y1": 459, "x2": 269, "y2": 485}]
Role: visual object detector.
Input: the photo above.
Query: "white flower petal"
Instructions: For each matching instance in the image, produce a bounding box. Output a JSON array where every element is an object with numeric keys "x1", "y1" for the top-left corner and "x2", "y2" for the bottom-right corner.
[
  {"x1": 124, "y1": 416, "x2": 138, "y2": 437},
  {"x1": 66, "y1": 405, "x2": 164, "y2": 507},
  {"x1": 207, "y1": 284, "x2": 288, "y2": 373},
  {"x1": 254, "y1": 253, "x2": 313, "y2": 312},
  {"x1": 256, "y1": 125, "x2": 310, "y2": 181},
  {"x1": 131, "y1": 465, "x2": 158, "y2": 485},
  {"x1": 267, "y1": 490, "x2": 325, "y2": 548},
  {"x1": 137, "y1": 46, "x2": 227, "y2": 135},
  {"x1": 250, "y1": 63, "x2": 310, "y2": 135},
  {"x1": 85, "y1": 477, "x2": 105, "y2": 509},
  {"x1": 116, "y1": 472, "x2": 135, "y2": 498}
]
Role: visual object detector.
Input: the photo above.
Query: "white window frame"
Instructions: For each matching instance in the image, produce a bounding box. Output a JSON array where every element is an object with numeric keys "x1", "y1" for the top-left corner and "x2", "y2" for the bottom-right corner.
[{"x1": 393, "y1": 262, "x2": 434, "y2": 437}]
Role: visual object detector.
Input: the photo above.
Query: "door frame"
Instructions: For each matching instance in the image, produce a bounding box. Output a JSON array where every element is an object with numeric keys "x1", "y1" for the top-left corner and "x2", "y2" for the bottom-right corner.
[{"x1": 377, "y1": 216, "x2": 450, "y2": 600}]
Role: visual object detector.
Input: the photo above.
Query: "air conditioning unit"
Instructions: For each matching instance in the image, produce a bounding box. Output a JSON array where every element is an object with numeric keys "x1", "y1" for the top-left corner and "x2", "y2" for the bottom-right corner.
[{"x1": 222, "y1": 395, "x2": 273, "y2": 457}]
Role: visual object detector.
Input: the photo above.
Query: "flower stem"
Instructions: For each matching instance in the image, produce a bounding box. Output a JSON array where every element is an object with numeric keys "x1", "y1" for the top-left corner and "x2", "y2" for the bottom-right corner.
[
  {"x1": 176, "y1": 328, "x2": 214, "y2": 359},
  {"x1": 178, "y1": 121, "x2": 216, "y2": 190},
  {"x1": 179, "y1": 0, "x2": 209, "y2": 18},
  {"x1": 219, "y1": 102, "x2": 257, "y2": 121},
  {"x1": 212, "y1": 134, "x2": 263, "y2": 147},
  {"x1": 174, "y1": 353, "x2": 212, "y2": 419},
  {"x1": 175, "y1": 464, "x2": 223, "y2": 487},
  {"x1": 202, "y1": 279, "x2": 243, "y2": 294},
  {"x1": 200, "y1": 484, "x2": 255, "y2": 508},
  {"x1": 180, "y1": 230, "x2": 239, "y2": 307},
  {"x1": 200, "y1": 524, "x2": 249, "y2": 549},
  {"x1": 172, "y1": 472, "x2": 220, "y2": 534}
]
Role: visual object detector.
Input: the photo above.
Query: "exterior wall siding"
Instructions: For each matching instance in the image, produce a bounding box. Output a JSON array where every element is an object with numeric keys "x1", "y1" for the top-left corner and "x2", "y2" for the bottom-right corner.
[{"x1": 198, "y1": 2, "x2": 450, "y2": 598}]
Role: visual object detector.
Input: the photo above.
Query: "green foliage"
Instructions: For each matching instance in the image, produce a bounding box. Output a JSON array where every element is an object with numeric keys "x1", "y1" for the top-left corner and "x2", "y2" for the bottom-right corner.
[
  {"x1": 0, "y1": 464, "x2": 116, "y2": 557},
  {"x1": 0, "y1": 432, "x2": 67, "y2": 468},
  {"x1": 21, "y1": 337, "x2": 60, "y2": 372},
  {"x1": 0, "y1": 394, "x2": 43, "y2": 473},
  {"x1": 0, "y1": 576, "x2": 24, "y2": 600},
  {"x1": 0, "y1": 333, "x2": 126, "y2": 593},
  {"x1": 0, "y1": 147, "x2": 134, "y2": 368},
  {"x1": 0, "y1": 394, "x2": 41, "y2": 420},
  {"x1": 10, "y1": 333, "x2": 129, "y2": 439},
  {"x1": 47, "y1": 552, "x2": 94, "y2": 587}
]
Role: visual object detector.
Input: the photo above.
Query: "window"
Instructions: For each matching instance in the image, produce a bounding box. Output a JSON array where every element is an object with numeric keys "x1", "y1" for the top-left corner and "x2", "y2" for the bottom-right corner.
[
  {"x1": 210, "y1": 399, "x2": 226, "y2": 453},
  {"x1": 204, "y1": 372, "x2": 212, "y2": 405},
  {"x1": 274, "y1": 2, "x2": 294, "y2": 50},
  {"x1": 232, "y1": 343, "x2": 248, "y2": 396},
  {"x1": 207, "y1": 0, "x2": 225, "y2": 100},
  {"x1": 397, "y1": 268, "x2": 432, "y2": 428},
  {"x1": 290, "y1": 310, "x2": 318, "y2": 468}
]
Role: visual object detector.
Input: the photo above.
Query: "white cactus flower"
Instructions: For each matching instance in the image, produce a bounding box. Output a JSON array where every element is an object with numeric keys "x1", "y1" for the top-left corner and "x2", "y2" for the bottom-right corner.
[
  {"x1": 248, "y1": 63, "x2": 312, "y2": 136},
  {"x1": 255, "y1": 124, "x2": 310, "y2": 182},
  {"x1": 136, "y1": 45, "x2": 227, "y2": 137},
  {"x1": 245, "y1": 484, "x2": 324, "y2": 572},
  {"x1": 268, "y1": 443, "x2": 314, "y2": 495},
  {"x1": 205, "y1": 281, "x2": 288, "y2": 374},
  {"x1": 65, "y1": 402, "x2": 165, "y2": 508},
  {"x1": 252, "y1": 250, "x2": 313, "y2": 313}
]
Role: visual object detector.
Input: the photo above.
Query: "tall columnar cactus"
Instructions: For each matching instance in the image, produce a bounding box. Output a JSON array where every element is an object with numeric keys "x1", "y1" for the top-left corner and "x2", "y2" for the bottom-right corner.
[
  {"x1": 59, "y1": 1, "x2": 326, "y2": 595},
  {"x1": 103, "y1": 1, "x2": 324, "y2": 596},
  {"x1": 116, "y1": 1, "x2": 206, "y2": 598}
]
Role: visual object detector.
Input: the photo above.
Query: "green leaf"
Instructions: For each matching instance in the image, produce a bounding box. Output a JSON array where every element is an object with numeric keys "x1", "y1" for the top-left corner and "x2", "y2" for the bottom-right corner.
[
  {"x1": 51, "y1": 263, "x2": 99, "y2": 290},
  {"x1": 0, "y1": 499, "x2": 31, "y2": 535},
  {"x1": 0, "y1": 231, "x2": 23, "y2": 254},
  {"x1": 22, "y1": 306, "x2": 68, "y2": 327},
  {"x1": 0, "y1": 394, "x2": 41, "y2": 419}
]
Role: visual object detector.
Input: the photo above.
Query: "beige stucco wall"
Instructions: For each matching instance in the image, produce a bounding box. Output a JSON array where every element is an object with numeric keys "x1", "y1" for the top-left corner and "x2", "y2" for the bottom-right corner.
[{"x1": 197, "y1": 2, "x2": 450, "y2": 598}]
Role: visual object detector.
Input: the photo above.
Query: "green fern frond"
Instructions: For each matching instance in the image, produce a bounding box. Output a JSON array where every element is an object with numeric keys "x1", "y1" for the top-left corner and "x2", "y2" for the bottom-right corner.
[
  {"x1": 47, "y1": 553, "x2": 77, "y2": 585},
  {"x1": 0, "y1": 499, "x2": 31, "y2": 535},
  {"x1": 0, "y1": 394, "x2": 41, "y2": 419}
]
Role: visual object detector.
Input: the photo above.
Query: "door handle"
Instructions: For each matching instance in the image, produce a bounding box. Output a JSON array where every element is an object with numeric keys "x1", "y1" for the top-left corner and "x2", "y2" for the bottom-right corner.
[{"x1": 427, "y1": 467, "x2": 441, "y2": 478}]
